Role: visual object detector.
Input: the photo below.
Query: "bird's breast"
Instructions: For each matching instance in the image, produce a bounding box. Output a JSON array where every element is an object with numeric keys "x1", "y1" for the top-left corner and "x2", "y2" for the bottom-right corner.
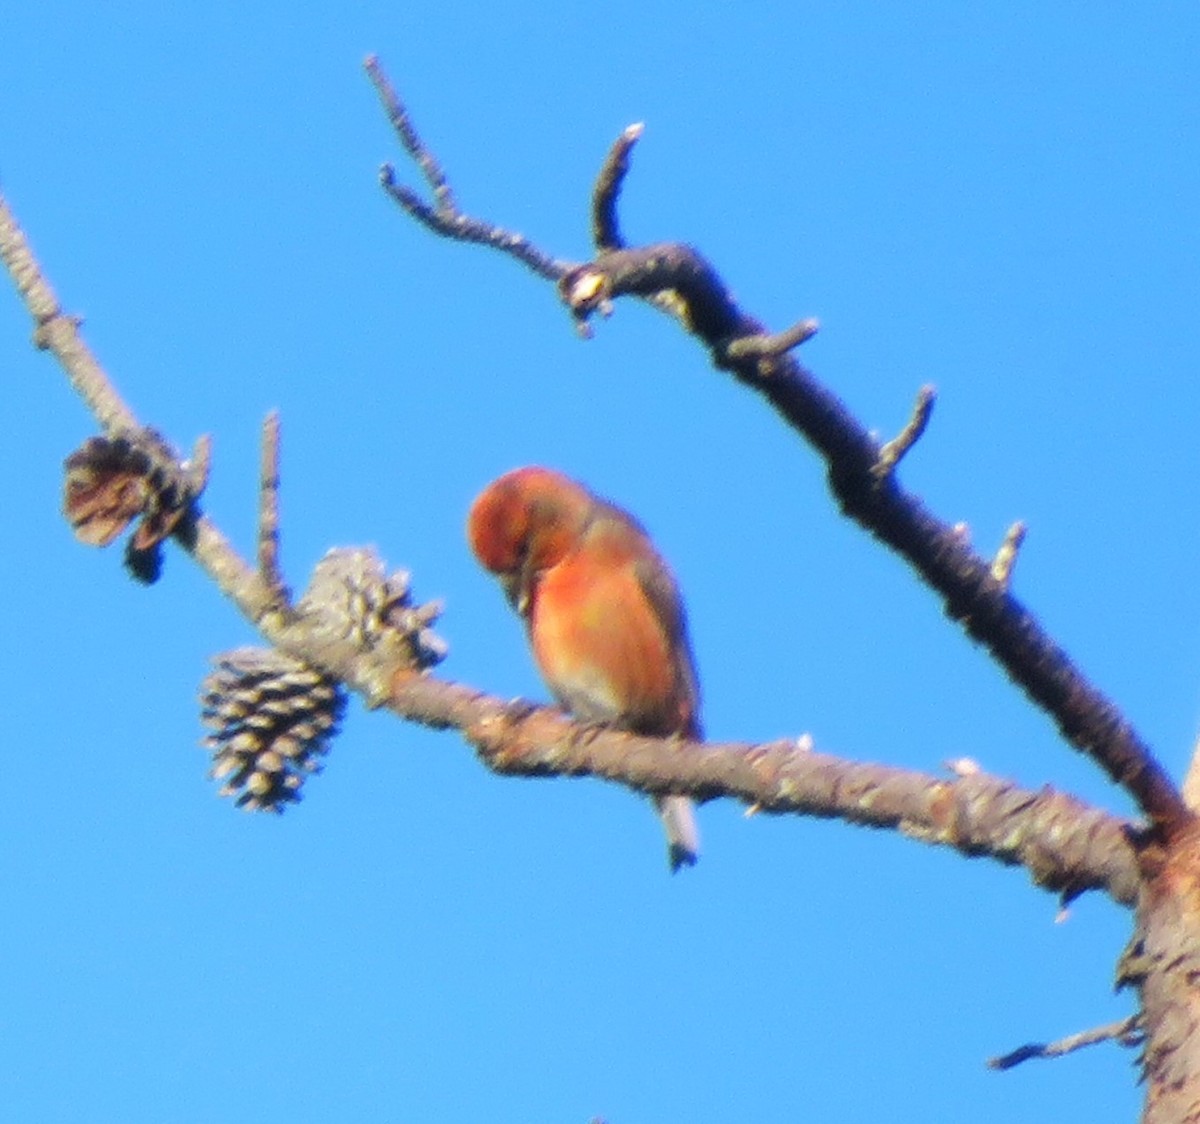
[{"x1": 529, "y1": 556, "x2": 686, "y2": 734}]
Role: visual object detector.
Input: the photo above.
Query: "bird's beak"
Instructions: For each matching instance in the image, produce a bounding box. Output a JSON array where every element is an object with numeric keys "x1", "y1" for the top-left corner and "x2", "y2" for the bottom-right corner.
[{"x1": 500, "y1": 571, "x2": 530, "y2": 616}]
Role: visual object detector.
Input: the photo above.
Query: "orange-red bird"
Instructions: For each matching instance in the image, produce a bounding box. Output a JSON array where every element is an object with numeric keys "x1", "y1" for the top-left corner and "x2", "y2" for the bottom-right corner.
[{"x1": 467, "y1": 466, "x2": 701, "y2": 871}]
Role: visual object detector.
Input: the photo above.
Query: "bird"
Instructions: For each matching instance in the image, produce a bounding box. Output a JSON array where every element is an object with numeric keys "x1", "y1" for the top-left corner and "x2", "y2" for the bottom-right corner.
[{"x1": 467, "y1": 466, "x2": 701, "y2": 871}]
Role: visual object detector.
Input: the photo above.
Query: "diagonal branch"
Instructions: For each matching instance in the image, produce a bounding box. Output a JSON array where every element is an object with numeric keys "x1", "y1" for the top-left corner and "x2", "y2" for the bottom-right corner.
[
  {"x1": 368, "y1": 61, "x2": 1188, "y2": 840},
  {"x1": 0, "y1": 183, "x2": 1141, "y2": 909},
  {"x1": 365, "y1": 55, "x2": 572, "y2": 284}
]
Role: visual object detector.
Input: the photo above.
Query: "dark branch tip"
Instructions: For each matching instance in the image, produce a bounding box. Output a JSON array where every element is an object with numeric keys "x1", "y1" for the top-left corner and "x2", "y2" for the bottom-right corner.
[{"x1": 988, "y1": 1014, "x2": 1142, "y2": 1071}]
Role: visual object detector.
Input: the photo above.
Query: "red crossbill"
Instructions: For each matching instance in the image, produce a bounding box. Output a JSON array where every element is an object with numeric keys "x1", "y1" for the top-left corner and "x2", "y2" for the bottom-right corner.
[{"x1": 467, "y1": 466, "x2": 701, "y2": 871}]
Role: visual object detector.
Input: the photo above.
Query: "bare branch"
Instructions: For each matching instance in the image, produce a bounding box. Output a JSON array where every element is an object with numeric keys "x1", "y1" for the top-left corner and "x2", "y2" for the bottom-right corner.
[
  {"x1": 0, "y1": 195, "x2": 138, "y2": 434},
  {"x1": 592, "y1": 123, "x2": 643, "y2": 252},
  {"x1": 366, "y1": 56, "x2": 571, "y2": 283},
  {"x1": 873, "y1": 384, "x2": 936, "y2": 480},
  {"x1": 991, "y1": 521, "x2": 1027, "y2": 590},
  {"x1": 257, "y1": 410, "x2": 289, "y2": 607},
  {"x1": 383, "y1": 673, "x2": 1142, "y2": 906},
  {"x1": 364, "y1": 54, "x2": 456, "y2": 214},
  {"x1": 366, "y1": 67, "x2": 1188, "y2": 838},
  {"x1": 187, "y1": 434, "x2": 212, "y2": 492},
  {"x1": 989, "y1": 1015, "x2": 1142, "y2": 1070}
]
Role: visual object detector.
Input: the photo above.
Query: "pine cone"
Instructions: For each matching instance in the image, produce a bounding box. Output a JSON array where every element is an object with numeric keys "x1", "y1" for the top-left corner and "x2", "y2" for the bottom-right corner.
[
  {"x1": 63, "y1": 428, "x2": 208, "y2": 584},
  {"x1": 200, "y1": 647, "x2": 346, "y2": 812},
  {"x1": 297, "y1": 547, "x2": 448, "y2": 670}
]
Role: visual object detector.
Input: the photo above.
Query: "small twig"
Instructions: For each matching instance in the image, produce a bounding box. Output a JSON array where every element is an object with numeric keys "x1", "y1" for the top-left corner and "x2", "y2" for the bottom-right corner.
[
  {"x1": 990, "y1": 521, "x2": 1027, "y2": 589},
  {"x1": 873, "y1": 385, "x2": 936, "y2": 479},
  {"x1": 376, "y1": 160, "x2": 568, "y2": 284},
  {"x1": 592, "y1": 123, "x2": 644, "y2": 252},
  {"x1": 988, "y1": 1014, "x2": 1142, "y2": 1070},
  {"x1": 367, "y1": 57, "x2": 570, "y2": 283},
  {"x1": 364, "y1": 54, "x2": 456, "y2": 214},
  {"x1": 186, "y1": 434, "x2": 212, "y2": 495},
  {"x1": 257, "y1": 411, "x2": 289, "y2": 606},
  {"x1": 720, "y1": 318, "x2": 820, "y2": 376}
]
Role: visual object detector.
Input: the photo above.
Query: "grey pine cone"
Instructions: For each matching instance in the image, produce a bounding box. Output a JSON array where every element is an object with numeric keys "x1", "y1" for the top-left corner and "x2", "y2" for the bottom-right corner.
[{"x1": 297, "y1": 547, "x2": 448, "y2": 670}]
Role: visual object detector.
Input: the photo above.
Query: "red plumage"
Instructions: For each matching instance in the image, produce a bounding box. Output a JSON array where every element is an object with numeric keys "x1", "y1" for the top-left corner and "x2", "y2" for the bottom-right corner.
[{"x1": 468, "y1": 466, "x2": 701, "y2": 871}]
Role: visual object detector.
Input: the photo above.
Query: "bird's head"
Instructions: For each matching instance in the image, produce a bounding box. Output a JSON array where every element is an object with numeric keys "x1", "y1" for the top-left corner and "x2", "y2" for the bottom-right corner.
[{"x1": 467, "y1": 466, "x2": 594, "y2": 614}]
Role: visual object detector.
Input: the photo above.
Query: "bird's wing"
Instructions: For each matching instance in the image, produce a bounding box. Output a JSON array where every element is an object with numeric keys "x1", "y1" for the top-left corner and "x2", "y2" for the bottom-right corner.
[{"x1": 631, "y1": 552, "x2": 703, "y2": 739}]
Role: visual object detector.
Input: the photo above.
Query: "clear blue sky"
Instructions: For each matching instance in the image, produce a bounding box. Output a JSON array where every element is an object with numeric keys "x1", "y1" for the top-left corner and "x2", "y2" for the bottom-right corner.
[{"x1": 1, "y1": 4, "x2": 1196, "y2": 1122}]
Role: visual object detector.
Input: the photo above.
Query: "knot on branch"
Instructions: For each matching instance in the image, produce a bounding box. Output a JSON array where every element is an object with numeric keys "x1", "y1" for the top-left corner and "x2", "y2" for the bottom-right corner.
[
  {"x1": 200, "y1": 646, "x2": 346, "y2": 812},
  {"x1": 558, "y1": 265, "x2": 614, "y2": 335},
  {"x1": 31, "y1": 310, "x2": 79, "y2": 349},
  {"x1": 63, "y1": 427, "x2": 209, "y2": 583}
]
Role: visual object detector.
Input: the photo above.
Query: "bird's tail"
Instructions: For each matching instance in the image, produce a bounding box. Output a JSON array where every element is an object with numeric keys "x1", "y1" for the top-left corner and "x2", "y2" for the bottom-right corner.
[{"x1": 656, "y1": 795, "x2": 700, "y2": 873}]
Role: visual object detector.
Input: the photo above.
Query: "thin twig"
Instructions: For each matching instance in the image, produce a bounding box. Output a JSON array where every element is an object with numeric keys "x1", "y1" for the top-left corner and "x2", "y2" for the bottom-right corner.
[
  {"x1": 991, "y1": 521, "x2": 1027, "y2": 589},
  {"x1": 257, "y1": 410, "x2": 289, "y2": 606},
  {"x1": 367, "y1": 57, "x2": 571, "y2": 283},
  {"x1": 721, "y1": 318, "x2": 820, "y2": 375},
  {"x1": 364, "y1": 55, "x2": 456, "y2": 214},
  {"x1": 873, "y1": 384, "x2": 936, "y2": 479},
  {"x1": 187, "y1": 434, "x2": 212, "y2": 494},
  {"x1": 592, "y1": 123, "x2": 643, "y2": 252},
  {"x1": 376, "y1": 162, "x2": 569, "y2": 283},
  {"x1": 988, "y1": 1014, "x2": 1142, "y2": 1070}
]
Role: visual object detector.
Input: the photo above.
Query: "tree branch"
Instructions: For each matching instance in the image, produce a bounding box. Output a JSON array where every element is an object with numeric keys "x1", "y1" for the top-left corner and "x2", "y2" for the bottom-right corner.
[
  {"x1": 368, "y1": 59, "x2": 1188, "y2": 840},
  {"x1": 385, "y1": 672, "x2": 1142, "y2": 906},
  {"x1": 989, "y1": 1014, "x2": 1142, "y2": 1070},
  {"x1": 0, "y1": 183, "x2": 1140, "y2": 908},
  {"x1": 257, "y1": 410, "x2": 289, "y2": 607},
  {"x1": 365, "y1": 55, "x2": 571, "y2": 283},
  {"x1": 592, "y1": 122, "x2": 643, "y2": 252}
]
